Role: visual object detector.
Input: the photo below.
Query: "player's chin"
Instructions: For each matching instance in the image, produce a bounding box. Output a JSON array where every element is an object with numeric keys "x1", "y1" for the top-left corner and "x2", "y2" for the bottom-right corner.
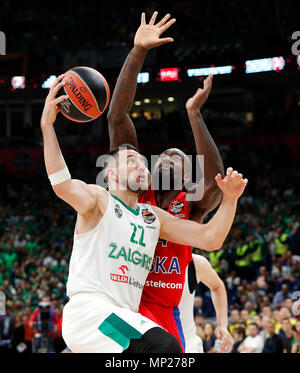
[{"x1": 127, "y1": 180, "x2": 149, "y2": 194}]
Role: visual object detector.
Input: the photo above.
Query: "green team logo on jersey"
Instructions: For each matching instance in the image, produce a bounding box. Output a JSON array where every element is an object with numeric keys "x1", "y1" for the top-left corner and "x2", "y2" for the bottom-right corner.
[
  {"x1": 108, "y1": 242, "x2": 152, "y2": 271},
  {"x1": 114, "y1": 204, "x2": 123, "y2": 219}
]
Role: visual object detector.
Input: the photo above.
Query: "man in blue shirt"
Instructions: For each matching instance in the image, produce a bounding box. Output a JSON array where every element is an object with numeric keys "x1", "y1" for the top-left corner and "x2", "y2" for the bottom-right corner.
[{"x1": 272, "y1": 284, "x2": 291, "y2": 309}]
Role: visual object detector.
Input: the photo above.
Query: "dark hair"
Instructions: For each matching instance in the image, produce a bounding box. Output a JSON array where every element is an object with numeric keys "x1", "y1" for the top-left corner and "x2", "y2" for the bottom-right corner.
[
  {"x1": 235, "y1": 326, "x2": 246, "y2": 338},
  {"x1": 204, "y1": 322, "x2": 215, "y2": 334},
  {"x1": 249, "y1": 322, "x2": 259, "y2": 329},
  {"x1": 103, "y1": 143, "x2": 138, "y2": 184},
  {"x1": 108, "y1": 143, "x2": 137, "y2": 158}
]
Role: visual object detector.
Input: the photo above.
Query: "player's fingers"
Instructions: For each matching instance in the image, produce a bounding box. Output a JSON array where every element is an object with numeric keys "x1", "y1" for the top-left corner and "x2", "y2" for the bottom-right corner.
[
  {"x1": 221, "y1": 335, "x2": 229, "y2": 349},
  {"x1": 52, "y1": 80, "x2": 66, "y2": 98},
  {"x1": 226, "y1": 167, "x2": 233, "y2": 176},
  {"x1": 215, "y1": 173, "x2": 224, "y2": 187},
  {"x1": 238, "y1": 173, "x2": 243, "y2": 178},
  {"x1": 159, "y1": 18, "x2": 176, "y2": 34},
  {"x1": 54, "y1": 95, "x2": 69, "y2": 105},
  {"x1": 149, "y1": 11, "x2": 158, "y2": 25},
  {"x1": 49, "y1": 74, "x2": 64, "y2": 94},
  {"x1": 204, "y1": 74, "x2": 213, "y2": 88},
  {"x1": 243, "y1": 178, "x2": 248, "y2": 184},
  {"x1": 156, "y1": 13, "x2": 171, "y2": 27},
  {"x1": 231, "y1": 170, "x2": 238, "y2": 178},
  {"x1": 214, "y1": 329, "x2": 220, "y2": 339},
  {"x1": 141, "y1": 12, "x2": 146, "y2": 25},
  {"x1": 156, "y1": 37, "x2": 174, "y2": 46}
]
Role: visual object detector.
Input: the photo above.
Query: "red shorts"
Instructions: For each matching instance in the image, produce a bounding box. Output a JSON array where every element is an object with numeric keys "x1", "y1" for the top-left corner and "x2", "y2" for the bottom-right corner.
[{"x1": 139, "y1": 301, "x2": 185, "y2": 353}]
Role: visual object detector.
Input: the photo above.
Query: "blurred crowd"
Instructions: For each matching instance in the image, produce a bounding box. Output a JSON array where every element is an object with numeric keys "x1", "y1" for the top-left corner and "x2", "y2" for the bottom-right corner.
[
  {"x1": 193, "y1": 143, "x2": 300, "y2": 353},
  {"x1": 2, "y1": 0, "x2": 298, "y2": 69},
  {"x1": 0, "y1": 140, "x2": 299, "y2": 353}
]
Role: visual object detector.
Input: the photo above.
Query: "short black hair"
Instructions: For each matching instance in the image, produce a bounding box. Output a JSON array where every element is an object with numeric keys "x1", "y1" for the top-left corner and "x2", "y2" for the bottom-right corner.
[
  {"x1": 235, "y1": 326, "x2": 246, "y2": 338},
  {"x1": 108, "y1": 143, "x2": 137, "y2": 157},
  {"x1": 249, "y1": 322, "x2": 259, "y2": 329}
]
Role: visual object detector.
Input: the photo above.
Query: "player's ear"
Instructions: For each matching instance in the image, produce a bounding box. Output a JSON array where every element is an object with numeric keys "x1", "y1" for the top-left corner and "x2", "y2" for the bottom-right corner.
[{"x1": 107, "y1": 168, "x2": 118, "y2": 188}]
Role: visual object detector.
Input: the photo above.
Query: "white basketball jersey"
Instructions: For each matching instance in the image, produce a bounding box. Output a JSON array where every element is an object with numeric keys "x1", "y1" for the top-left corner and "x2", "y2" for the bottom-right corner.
[
  {"x1": 66, "y1": 191, "x2": 160, "y2": 312},
  {"x1": 178, "y1": 267, "x2": 197, "y2": 339}
]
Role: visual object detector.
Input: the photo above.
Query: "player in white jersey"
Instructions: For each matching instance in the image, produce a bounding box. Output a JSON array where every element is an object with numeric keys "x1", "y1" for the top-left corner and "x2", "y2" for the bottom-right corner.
[
  {"x1": 40, "y1": 32, "x2": 248, "y2": 353},
  {"x1": 179, "y1": 254, "x2": 234, "y2": 353}
]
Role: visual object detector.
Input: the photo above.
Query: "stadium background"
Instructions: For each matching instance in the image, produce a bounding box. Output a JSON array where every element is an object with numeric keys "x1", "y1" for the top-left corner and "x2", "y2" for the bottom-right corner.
[{"x1": 0, "y1": 0, "x2": 299, "y2": 353}]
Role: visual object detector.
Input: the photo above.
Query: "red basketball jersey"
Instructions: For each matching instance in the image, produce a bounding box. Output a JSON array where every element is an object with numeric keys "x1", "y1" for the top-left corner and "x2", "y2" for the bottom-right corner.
[{"x1": 138, "y1": 190, "x2": 192, "y2": 308}]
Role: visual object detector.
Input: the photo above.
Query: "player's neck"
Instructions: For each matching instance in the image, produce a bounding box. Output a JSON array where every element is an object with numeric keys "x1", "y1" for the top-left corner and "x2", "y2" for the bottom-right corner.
[
  {"x1": 109, "y1": 189, "x2": 139, "y2": 211},
  {"x1": 155, "y1": 189, "x2": 182, "y2": 210}
]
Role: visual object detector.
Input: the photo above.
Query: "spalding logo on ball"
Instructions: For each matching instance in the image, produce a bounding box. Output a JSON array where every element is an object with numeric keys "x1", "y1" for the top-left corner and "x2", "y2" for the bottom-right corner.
[{"x1": 57, "y1": 66, "x2": 110, "y2": 123}]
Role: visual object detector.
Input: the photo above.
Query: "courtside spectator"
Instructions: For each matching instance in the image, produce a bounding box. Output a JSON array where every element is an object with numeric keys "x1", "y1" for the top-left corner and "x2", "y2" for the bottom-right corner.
[
  {"x1": 231, "y1": 327, "x2": 246, "y2": 353},
  {"x1": 272, "y1": 284, "x2": 292, "y2": 309},
  {"x1": 29, "y1": 296, "x2": 59, "y2": 353},
  {"x1": 238, "y1": 323, "x2": 264, "y2": 353},
  {"x1": 262, "y1": 320, "x2": 283, "y2": 353},
  {"x1": 280, "y1": 318, "x2": 294, "y2": 353},
  {"x1": 202, "y1": 322, "x2": 217, "y2": 353},
  {"x1": 193, "y1": 296, "x2": 203, "y2": 316},
  {"x1": 229, "y1": 309, "x2": 241, "y2": 336}
]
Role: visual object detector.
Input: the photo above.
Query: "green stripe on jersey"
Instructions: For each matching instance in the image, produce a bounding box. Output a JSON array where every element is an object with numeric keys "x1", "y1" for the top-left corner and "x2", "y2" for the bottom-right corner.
[
  {"x1": 111, "y1": 194, "x2": 140, "y2": 216},
  {"x1": 98, "y1": 313, "x2": 143, "y2": 350}
]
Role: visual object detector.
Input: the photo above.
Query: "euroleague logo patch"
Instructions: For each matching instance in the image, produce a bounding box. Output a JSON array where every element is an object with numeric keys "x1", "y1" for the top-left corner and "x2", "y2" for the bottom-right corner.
[
  {"x1": 142, "y1": 209, "x2": 156, "y2": 224},
  {"x1": 114, "y1": 204, "x2": 123, "y2": 219},
  {"x1": 170, "y1": 200, "x2": 184, "y2": 214}
]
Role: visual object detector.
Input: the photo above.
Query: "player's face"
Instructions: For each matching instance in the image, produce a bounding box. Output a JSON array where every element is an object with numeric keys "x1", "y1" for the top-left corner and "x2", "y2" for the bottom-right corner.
[
  {"x1": 154, "y1": 148, "x2": 190, "y2": 190},
  {"x1": 117, "y1": 149, "x2": 151, "y2": 193}
]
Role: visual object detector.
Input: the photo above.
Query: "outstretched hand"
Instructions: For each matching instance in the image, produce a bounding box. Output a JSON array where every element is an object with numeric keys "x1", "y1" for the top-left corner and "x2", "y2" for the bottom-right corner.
[
  {"x1": 41, "y1": 74, "x2": 69, "y2": 128},
  {"x1": 186, "y1": 75, "x2": 213, "y2": 111},
  {"x1": 215, "y1": 167, "x2": 248, "y2": 200},
  {"x1": 134, "y1": 11, "x2": 176, "y2": 50}
]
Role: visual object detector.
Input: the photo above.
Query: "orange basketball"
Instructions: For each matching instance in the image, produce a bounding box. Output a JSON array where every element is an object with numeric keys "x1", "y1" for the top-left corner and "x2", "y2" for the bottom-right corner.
[{"x1": 57, "y1": 66, "x2": 110, "y2": 123}]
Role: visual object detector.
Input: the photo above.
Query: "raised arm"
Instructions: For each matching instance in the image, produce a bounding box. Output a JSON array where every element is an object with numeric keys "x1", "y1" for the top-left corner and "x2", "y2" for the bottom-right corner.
[
  {"x1": 154, "y1": 168, "x2": 247, "y2": 251},
  {"x1": 40, "y1": 75, "x2": 107, "y2": 216},
  {"x1": 186, "y1": 75, "x2": 225, "y2": 222},
  {"x1": 107, "y1": 11, "x2": 176, "y2": 150},
  {"x1": 193, "y1": 254, "x2": 233, "y2": 352}
]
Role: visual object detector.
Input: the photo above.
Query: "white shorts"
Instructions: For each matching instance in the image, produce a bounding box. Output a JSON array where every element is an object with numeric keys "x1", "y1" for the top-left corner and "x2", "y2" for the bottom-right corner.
[
  {"x1": 62, "y1": 292, "x2": 160, "y2": 353},
  {"x1": 185, "y1": 334, "x2": 204, "y2": 353}
]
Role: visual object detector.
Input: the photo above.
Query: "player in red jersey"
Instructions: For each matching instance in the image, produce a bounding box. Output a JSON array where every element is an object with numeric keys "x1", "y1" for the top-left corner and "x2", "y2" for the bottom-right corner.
[{"x1": 107, "y1": 12, "x2": 226, "y2": 352}]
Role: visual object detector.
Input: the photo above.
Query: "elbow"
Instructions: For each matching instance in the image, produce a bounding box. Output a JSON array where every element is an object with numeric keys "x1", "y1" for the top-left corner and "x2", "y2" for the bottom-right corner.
[
  {"x1": 203, "y1": 231, "x2": 224, "y2": 251},
  {"x1": 107, "y1": 108, "x2": 124, "y2": 125},
  {"x1": 107, "y1": 108, "x2": 115, "y2": 123},
  {"x1": 202, "y1": 239, "x2": 223, "y2": 252}
]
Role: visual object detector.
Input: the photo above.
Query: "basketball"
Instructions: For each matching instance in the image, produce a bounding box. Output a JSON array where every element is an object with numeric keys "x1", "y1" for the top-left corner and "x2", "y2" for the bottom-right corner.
[{"x1": 57, "y1": 66, "x2": 110, "y2": 123}]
